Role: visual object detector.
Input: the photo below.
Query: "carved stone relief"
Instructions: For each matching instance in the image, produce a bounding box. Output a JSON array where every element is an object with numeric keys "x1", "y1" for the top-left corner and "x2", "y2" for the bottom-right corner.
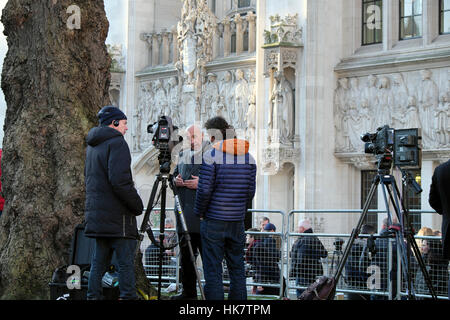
[{"x1": 334, "y1": 68, "x2": 450, "y2": 154}]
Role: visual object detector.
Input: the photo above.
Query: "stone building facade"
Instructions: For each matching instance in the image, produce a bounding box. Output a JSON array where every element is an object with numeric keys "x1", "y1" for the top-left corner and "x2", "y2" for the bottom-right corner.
[{"x1": 116, "y1": 0, "x2": 450, "y2": 234}]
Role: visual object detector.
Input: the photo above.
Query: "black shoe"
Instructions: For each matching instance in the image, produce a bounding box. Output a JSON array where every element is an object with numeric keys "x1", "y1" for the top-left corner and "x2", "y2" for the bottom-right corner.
[{"x1": 170, "y1": 293, "x2": 198, "y2": 300}]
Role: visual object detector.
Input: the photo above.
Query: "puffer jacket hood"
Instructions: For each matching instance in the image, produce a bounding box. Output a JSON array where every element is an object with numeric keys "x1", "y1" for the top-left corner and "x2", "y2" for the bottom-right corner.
[
  {"x1": 213, "y1": 139, "x2": 250, "y2": 155},
  {"x1": 87, "y1": 126, "x2": 122, "y2": 147}
]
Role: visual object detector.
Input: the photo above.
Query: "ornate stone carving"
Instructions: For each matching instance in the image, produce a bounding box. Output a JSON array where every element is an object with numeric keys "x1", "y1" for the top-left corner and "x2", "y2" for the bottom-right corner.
[
  {"x1": 261, "y1": 145, "x2": 301, "y2": 175},
  {"x1": 264, "y1": 14, "x2": 303, "y2": 46},
  {"x1": 334, "y1": 68, "x2": 450, "y2": 158}
]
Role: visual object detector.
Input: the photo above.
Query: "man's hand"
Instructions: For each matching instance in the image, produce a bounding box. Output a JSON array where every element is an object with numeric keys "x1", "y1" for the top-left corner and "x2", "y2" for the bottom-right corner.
[
  {"x1": 184, "y1": 175, "x2": 199, "y2": 190},
  {"x1": 174, "y1": 174, "x2": 185, "y2": 187}
]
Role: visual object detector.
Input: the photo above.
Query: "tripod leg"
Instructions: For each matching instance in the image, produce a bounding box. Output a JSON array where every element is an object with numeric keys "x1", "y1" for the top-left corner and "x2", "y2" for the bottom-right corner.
[
  {"x1": 171, "y1": 180, "x2": 206, "y2": 300},
  {"x1": 387, "y1": 179, "x2": 438, "y2": 300},
  {"x1": 392, "y1": 181, "x2": 438, "y2": 300},
  {"x1": 156, "y1": 177, "x2": 171, "y2": 300}
]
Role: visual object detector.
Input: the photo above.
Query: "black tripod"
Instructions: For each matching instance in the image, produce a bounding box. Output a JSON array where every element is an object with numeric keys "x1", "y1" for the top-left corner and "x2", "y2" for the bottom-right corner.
[
  {"x1": 333, "y1": 165, "x2": 437, "y2": 300},
  {"x1": 138, "y1": 161, "x2": 205, "y2": 300}
]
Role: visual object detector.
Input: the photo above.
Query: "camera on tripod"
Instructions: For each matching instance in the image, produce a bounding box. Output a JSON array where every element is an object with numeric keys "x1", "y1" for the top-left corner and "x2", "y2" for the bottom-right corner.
[
  {"x1": 147, "y1": 115, "x2": 183, "y2": 169},
  {"x1": 360, "y1": 125, "x2": 421, "y2": 170}
]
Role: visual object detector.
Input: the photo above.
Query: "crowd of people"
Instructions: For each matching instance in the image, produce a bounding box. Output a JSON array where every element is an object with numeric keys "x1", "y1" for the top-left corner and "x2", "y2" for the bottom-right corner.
[{"x1": 82, "y1": 105, "x2": 450, "y2": 300}]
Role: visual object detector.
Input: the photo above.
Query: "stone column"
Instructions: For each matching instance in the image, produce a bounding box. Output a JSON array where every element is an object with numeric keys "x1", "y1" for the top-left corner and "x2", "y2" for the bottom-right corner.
[
  {"x1": 212, "y1": 21, "x2": 220, "y2": 59},
  {"x1": 235, "y1": 14, "x2": 243, "y2": 55},
  {"x1": 161, "y1": 29, "x2": 170, "y2": 65},
  {"x1": 247, "y1": 11, "x2": 257, "y2": 53},
  {"x1": 171, "y1": 26, "x2": 179, "y2": 64},
  {"x1": 223, "y1": 16, "x2": 231, "y2": 57},
  {"x1": 151, "y1": 33, "x2": 160, "y2": 66}
]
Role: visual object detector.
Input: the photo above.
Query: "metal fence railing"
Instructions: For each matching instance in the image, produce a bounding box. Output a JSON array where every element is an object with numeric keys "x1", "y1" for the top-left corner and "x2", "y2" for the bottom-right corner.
[{"x1": 138, "y1": 208, "x2": 449, "y2": 300}]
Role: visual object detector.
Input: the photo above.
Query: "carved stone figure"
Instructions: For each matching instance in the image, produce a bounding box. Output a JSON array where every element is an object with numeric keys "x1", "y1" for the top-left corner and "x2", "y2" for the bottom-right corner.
[
  {"x1": 376, "y1": 76, "x2": 393, "y2": 128},
  {"x1": 391, "y1": 73, "x2": 409, "y2": 128},
  {"x1": 167, "y1": 76, "x2": 181, "y2": 126},
  {"x1": 334, "y1": 77, "x2": 349, "y2": 151},
  {"x1": 404, "y1": 96, "x2": 421, "y2": 130},
  {"x1": 363, "y1": 75, "x2": 378, "y2": 131},
  {"x1": 203, "y1": 72, "x2": 219, "y2": 118},
  {"x1": 419, "y1": 69, "x2": 439, "y2": 147},
  {"x1": 220, "y1": 70, "x2": 234, "y2": 121},
  {"x1": 234, "y1": 69, "x2": 249, "y2": 128},
  {"x1": 269, "y1": 71, "x2": 294, "y2": 145},
  {"x1": 154, "y1": 79, "x2": 168, "y2": 118},
  {"x1": 435, "y1": 94, "x2": 450, "y2": 146}
]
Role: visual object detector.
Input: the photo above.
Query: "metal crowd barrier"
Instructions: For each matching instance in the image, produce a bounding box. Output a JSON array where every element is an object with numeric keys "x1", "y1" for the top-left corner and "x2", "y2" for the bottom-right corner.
[{"x1": 138, "y1": 208, "x2": 449, "y2": 300}]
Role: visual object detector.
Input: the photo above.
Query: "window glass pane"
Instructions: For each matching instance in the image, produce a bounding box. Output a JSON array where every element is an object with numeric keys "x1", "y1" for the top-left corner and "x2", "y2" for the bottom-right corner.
[
  {"x1": 402, "y1": 0, "x2": 413, "y2": 17},
  {"x1": 375, "y1": 27, "x2": 383, "y2": 42},
  {"x1": 363, "y1": 3, "x2": 372, "y2": 21},
  {"x1": 444, "y1": 0, "x2": 450, "y2": 11},
  {"x1": 238, "y1": 0, "x2": 251, "y2": 7},
  {"x1": 413, "y1": 15, "x2": 422, "y2": 36},
  {"x1": 401, "y1": 17, "x2": 413, "y2": 38},
  {"x1": 362, "y1": 0, "x2": 382, "y2": 45},
  {"x1": 442, "y1": 11, "x2": 450, "y2": 33},
  {"x1": 363, "y1": 24, "x2": 375, "y2": 44},
  {"x1": 413, "y1": 0, "x2": 422, "y2": 15}
]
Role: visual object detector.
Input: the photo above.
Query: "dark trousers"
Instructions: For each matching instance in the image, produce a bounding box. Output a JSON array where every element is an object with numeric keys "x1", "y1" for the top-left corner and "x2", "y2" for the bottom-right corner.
[
  {"x1": 87, "y1": 237, "x2": 137, "y2": 300},
  {"x1": 200, "y1": 219, "x2": 247, "y2": 300},
  {"x1": 178, "y1": 232, "x2": 202, "y2": 297}
]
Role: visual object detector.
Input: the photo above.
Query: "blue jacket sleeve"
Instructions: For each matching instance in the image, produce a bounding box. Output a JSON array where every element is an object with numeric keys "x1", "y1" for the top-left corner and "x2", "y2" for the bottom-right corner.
[
  {"x1": 248, "y1": 163, "x2": 257, "y2": 201},
  {"x1": 194, "y1": 156, "x2": 216, "y2": 218}
]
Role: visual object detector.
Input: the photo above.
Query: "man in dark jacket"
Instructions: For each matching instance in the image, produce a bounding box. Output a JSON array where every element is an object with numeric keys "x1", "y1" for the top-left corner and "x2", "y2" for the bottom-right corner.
[
  {"x1": 171, "y1": 124, "x2": 209, "y2": 300},
  {"x1": 84, "y1": 106, "x2": 144, "y2": 300},
  {"x1": 194, "y1": 116, "x2": 257, "y2": 300},
  {"x1": 428, "y1": 158, "x2": 450, "y2": 298},
  {"x1": 289, "y1": 219, "x2": 327, "y2": 299},
  {"x1": 249, "y1": 223, "x2": 281, "y2": 295}
]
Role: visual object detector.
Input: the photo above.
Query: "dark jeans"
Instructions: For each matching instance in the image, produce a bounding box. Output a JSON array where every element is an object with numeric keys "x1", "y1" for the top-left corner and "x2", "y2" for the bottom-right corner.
[
  {"x1": 87, "y1": 237, "x2": 137, "y2": 300},
  {"x1": 178, "y1": 232, "x2": 202, "y2": 297},
  {"x1": 200, "y1": 219, "x2": 247, "y2": 300}
]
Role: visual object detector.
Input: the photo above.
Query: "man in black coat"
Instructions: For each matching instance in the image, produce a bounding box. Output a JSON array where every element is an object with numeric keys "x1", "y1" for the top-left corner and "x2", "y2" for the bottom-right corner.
[
  {"x1": 171, "y1": 124, "x2": 209, "y2": 300},
  {"x1": 428, "y1": 159, "x2": 450, "y2": 299},
  {"x1": 289, "y1": 219, "x2": 328, "y2": 299},
  {"x1": 84, "y1": 106, "x2": 144, "y2": 300}
]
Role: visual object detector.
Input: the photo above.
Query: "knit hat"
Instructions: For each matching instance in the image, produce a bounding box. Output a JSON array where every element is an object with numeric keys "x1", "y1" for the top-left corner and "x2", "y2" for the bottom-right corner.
[
  {"x1": 264, "y1": 223, "x2": 276, "y2": 232},
  {"x1": 97, "y1": 106, "x2": 127, "y2": 126}
]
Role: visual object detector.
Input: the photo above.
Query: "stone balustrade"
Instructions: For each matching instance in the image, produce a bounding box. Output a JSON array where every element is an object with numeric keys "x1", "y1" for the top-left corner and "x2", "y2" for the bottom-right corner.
[{"x1": 141, "y1": 12, "x2": 257, "y2": 68}]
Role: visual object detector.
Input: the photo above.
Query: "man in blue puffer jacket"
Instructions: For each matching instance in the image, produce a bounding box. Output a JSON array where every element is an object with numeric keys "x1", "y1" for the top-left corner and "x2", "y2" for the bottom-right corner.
[{"x1": 194, "y1": 116, "x2": 257, "y2": 300}]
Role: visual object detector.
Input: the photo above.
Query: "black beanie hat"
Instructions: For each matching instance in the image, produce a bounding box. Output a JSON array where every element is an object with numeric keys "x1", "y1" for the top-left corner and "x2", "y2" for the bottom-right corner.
[{"x1": 97, "y1": 106, "x2": 127, "y2": 126}]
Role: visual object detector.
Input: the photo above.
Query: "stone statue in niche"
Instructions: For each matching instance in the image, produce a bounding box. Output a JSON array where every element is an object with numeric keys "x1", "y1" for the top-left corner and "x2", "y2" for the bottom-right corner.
[
  {"x1": 435, "y1": 94, "x2": 449, "y2": 146},
  {"x1": 268, "y1": 71, "x2": 294, "y2": 145},
  {"x1": 234, "y1": 69, "x2": 249, "y2": 129},
  {"x1": 419, "y1": 69, "x2": 439, "y2": 148}
]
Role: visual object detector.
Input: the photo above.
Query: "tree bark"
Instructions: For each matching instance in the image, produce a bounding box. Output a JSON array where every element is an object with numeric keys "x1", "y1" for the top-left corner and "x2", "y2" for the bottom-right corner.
[{"x1": 0, "y1": 0, "x2": 111, "y2": 299}]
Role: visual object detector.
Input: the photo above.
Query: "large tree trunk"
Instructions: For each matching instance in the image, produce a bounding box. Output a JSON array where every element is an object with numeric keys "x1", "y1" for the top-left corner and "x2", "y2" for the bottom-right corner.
[{"x1": 0, "y1": 0, "x2": 112, "y2": 299}]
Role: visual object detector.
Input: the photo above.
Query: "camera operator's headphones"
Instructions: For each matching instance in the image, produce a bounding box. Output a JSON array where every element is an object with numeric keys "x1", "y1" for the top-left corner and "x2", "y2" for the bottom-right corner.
[{"x1": 113, "y1": 120, "x2": 120, "y2": 127}]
